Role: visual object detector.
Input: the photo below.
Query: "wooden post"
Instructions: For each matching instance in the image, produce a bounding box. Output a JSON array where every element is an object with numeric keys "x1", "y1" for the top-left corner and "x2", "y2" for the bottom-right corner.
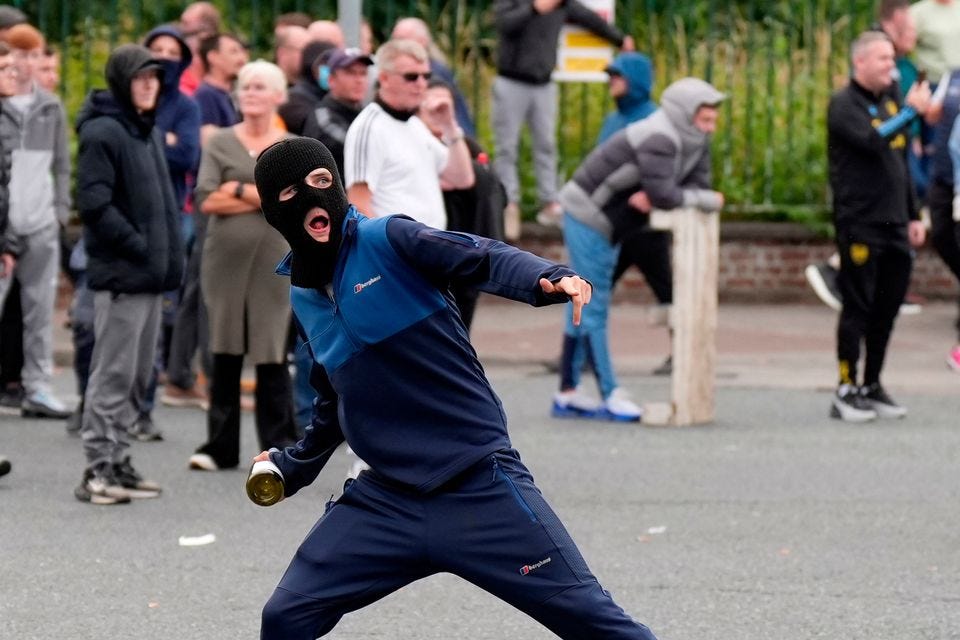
[{"x1": 648, "y1": 207, "x2": 719, "y2": 425}]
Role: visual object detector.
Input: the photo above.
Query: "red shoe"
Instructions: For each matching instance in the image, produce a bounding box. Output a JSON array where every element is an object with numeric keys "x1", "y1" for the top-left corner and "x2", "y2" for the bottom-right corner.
[{"x1": 947, "y1": 345, "x2": 960, "y2": 373}]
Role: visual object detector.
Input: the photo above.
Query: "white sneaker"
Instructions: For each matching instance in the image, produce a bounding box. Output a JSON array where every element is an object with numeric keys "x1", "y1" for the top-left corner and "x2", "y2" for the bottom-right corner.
[
  {"x1": 188, "y1": 453, "x2": 219, "y2": 471},
  {"x1": 503, "y1": 202, "x2": 521, "y2": 241},
  {"x1": 535, "y1": 202, "x2": 563, "y2": 228},
  {"x1": 551, "y1": 388, "x2": 601, "y2": 418},
  {"x1": 21, "y1": 390, "x2": 72, "y2": 419},
  {"x1": 601, "y1": 388, "x2": 643, "y2": 422},
  {"x1": 804, "y1": 263, "x2": 842, "y2": 311},
  {"x1": 898, "y1": 301, "x2": 922, "y2": 316}
]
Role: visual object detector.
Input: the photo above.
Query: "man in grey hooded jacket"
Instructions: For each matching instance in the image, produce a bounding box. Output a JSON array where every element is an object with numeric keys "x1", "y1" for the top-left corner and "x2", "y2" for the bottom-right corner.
[
  {"x1": 551, "y1": 77, "x2": 725, "y2": 421},
  {"x1": 0, "y1": 22, "x2": 71, "y2": 419}
]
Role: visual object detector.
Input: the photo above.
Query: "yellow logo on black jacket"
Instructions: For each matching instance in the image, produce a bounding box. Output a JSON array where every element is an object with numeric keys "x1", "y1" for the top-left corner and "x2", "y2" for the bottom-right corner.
[{"x1": 871, "y1": 98, "x2": 906, "y2": 149}]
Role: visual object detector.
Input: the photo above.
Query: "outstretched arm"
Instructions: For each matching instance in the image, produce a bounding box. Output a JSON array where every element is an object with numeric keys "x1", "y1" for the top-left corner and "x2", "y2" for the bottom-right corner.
[{"x1": 385, "y1": 215, "x2": 587, "y2": 307}]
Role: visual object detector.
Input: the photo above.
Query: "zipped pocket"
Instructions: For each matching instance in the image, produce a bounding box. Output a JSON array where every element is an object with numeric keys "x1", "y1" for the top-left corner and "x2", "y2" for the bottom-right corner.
[{"x1": 492, "y1": 456, "x2": 537, "y2": 523}]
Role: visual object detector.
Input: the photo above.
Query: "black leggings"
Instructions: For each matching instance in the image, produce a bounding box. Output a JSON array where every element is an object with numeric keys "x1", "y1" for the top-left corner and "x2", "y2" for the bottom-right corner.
[
  {"x1": 612, "y1": 228, "x2": 673, "y2": 304},
  {"x1": 197, "y1": 354, "x2": 298, "y2": 468}
]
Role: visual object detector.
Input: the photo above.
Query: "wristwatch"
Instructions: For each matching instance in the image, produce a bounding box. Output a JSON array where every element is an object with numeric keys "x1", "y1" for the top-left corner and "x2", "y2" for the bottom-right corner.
[
  {"x1": 234, "y1": 182, "x2": 244, "y2": 199},
  {"x1": 442, "y1": 127, "x2": 464, "y2": 146}
]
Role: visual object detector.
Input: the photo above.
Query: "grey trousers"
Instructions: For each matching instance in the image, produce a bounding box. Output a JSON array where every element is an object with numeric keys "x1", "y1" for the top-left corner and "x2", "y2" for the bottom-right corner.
[
  {"x1": 0, "y1": 222, "x2": 59, "y2": 396},
  {"x1": 491, "y1": 75, "x2": 559, "y2": 205},
  {"x1": 81, "y1": 291, "x2": 161, "y2": 468}
]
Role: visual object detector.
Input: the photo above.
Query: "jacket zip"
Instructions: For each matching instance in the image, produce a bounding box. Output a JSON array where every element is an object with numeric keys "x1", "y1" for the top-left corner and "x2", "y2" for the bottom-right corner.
[{"x1": 326, "y1": 219, "x2": 363, "y2": 351}]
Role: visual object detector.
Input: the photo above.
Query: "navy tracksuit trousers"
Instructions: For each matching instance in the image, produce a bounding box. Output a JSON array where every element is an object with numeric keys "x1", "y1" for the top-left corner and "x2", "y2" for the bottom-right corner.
[{"x1": 261, "y1": 449, "x2": 657, "y2": 639}]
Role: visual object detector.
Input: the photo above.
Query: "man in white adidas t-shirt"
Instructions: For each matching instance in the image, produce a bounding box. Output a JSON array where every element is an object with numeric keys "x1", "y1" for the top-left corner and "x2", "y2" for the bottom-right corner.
[{"x1": 344, "y1": 38, "x2": 473, "y2": 229}]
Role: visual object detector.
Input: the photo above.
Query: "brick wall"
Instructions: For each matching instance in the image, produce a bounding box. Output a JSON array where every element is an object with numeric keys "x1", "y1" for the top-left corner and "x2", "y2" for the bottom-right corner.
[{"x1": 517, "y1": 222, "x2": 960, "y2": 304}]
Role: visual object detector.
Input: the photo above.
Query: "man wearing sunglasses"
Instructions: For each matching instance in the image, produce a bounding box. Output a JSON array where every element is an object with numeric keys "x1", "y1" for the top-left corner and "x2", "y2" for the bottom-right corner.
[{"x1": 343, "y1": 38, "x2": 474, "y2": 231}]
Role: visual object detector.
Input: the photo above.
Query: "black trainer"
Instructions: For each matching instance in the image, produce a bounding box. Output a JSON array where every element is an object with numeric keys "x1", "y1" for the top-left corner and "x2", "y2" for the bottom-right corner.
[
  {"x1": 0, "y1": 384, "x2": 23, "y2": 415},
  {"x1": 830, "y1": 384, "x2": 877, "y2": 422},
  {"x1": 860, "y1": 382, "x2": 907, "y2": 419},
  {"x1": 75, "y1": 465, "x2": 131, "y2": 505},
  {"x1": 113, "y1": 457, "x2": 162, "y2": 498},
  {"x1": 805, "y1": 263, "x2": 842, "y2": 311},
  {"x1": 0, "y1": 455, "x2": 10, "y2": 477},
  {"x1": 130, "y1": 415, "x2": 163, "y2": 442},
  {"x1": 652, "y1": 355, "x2": 673, "y2": 376}
]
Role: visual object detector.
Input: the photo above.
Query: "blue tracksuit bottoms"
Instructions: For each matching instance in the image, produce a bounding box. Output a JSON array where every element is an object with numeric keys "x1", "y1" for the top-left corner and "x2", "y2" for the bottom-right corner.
[{"x1": 261, "y1": 448, "x2": 657, "y2": 639}]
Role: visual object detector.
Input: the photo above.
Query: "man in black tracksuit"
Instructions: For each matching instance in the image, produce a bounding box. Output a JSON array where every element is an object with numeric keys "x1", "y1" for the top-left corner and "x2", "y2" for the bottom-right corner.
[{"x1": 827, "y1": 30, "x2": 930, "y2": 422}]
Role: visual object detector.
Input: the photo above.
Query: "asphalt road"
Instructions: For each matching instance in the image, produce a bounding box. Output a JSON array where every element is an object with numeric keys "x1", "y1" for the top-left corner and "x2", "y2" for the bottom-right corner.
[{"x1": 2, "y1": 362, "x2": 959, "y2": 639}]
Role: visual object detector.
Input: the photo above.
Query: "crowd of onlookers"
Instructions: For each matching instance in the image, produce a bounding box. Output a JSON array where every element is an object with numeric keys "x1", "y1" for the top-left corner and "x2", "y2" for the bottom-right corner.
[
  {"x1": 0, "y1": 0, "x2": 640, "y2": 503},
  {"x1": 0, "y1": 0, "x2": 959, "y2": 502},
  {"x1": 0, "y1": 0, "x2": 648, "y2": 503},
  {"x1": 0, "y1": 2, "x2": 515, "y2": 501}
]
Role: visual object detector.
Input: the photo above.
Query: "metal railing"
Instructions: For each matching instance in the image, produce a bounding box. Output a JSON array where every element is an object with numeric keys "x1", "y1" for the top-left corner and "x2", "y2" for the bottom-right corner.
[{"x1": 11, "y1": 0, "x2": 878, "y2": 219}]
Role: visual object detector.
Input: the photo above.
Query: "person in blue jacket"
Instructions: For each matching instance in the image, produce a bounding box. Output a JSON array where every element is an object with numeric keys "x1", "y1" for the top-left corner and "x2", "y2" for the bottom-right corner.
[
  {"x1": 250, "y1": 137, "x2": 657, "y2": 640},
  {"x1": 597, "y1": 52, "x2": 656, "y2": 143},
  {"x1": 603, "y1": 54, "x2": 675, "y2": 376}
]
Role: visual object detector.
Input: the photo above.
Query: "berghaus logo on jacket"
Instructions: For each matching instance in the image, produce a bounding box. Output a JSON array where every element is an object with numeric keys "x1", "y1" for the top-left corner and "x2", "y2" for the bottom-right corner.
[{"x1": 354, "y1": 274, "x2": 382, "y2": 294}]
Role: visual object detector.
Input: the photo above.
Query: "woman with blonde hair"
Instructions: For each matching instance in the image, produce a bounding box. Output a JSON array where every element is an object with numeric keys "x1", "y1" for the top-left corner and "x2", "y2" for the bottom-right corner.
[{"x1": 189, "y1": 60, "x2": 298, "y2": 471}]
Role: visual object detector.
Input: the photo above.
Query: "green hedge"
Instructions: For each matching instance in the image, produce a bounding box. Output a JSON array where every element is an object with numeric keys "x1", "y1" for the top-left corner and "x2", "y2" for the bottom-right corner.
[{"x1": 18, "y1": 0, "x2": 879, "y2": 227}]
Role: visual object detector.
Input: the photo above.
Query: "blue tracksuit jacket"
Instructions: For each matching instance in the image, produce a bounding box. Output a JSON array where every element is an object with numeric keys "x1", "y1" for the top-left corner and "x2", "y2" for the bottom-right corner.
[{"x1": 269, "y1": 206, "x2": 576, "y2": 494}]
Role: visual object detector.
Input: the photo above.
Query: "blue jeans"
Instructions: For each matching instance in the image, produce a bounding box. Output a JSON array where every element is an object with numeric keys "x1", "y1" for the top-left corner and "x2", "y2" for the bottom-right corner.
[{"x1": 561, "y1": 213, "x2": 619, "y2": 398}]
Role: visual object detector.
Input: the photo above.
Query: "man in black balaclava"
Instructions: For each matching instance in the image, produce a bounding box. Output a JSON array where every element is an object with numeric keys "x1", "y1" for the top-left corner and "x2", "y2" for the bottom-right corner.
[
  {"x1": 251, "y1": 138, "x2": 658, "y2": 639},
  {"x1": 255, "y1": 137, "x2": 348, "y2": 289}
]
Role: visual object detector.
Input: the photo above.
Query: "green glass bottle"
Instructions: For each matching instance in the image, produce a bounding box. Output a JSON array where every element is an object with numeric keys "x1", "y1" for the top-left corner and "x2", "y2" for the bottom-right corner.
[{"x1": 246, "y1": 459, "x2": 285, "y2": 506}]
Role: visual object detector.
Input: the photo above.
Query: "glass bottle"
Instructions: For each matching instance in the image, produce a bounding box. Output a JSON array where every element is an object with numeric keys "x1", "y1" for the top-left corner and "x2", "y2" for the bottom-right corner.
[{"x1": 246, "y1": 459, "x2": 285, "y2": 506}]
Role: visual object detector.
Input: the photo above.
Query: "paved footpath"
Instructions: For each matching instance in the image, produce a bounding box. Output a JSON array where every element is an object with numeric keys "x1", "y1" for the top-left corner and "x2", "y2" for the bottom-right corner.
[
  {"x1": 472, "y1": 298, "x2": 960, "y2": 395},
  {"x1": 1, "y1": 300, "x2": 958, "y2": 639}
]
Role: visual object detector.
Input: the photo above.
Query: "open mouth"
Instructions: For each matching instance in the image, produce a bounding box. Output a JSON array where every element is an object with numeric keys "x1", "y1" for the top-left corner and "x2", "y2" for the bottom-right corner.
[{"x1": 307, "y1": 209, "x2": 330, "y2": 232}]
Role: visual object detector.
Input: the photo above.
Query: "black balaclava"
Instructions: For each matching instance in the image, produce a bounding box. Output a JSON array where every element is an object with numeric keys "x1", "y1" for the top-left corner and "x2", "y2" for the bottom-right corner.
[{"x1": 255, "y1": 137, "x2": 350, "y2": 289}]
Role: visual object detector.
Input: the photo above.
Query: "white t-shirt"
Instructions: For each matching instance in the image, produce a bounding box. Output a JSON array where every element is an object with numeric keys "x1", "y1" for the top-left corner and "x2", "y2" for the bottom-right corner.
[
  {"x1": 911, "y1": 0, "x2": 960, "y2": 79},
  {"x1": 344, "y1": 101, "x2": 449, "y2": 229}
]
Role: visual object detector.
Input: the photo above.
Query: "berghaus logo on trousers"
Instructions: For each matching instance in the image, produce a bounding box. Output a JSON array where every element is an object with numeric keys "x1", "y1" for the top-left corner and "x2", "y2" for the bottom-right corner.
[{"x1": 519, "y1": 557, "x2": 552, "y2": 575}]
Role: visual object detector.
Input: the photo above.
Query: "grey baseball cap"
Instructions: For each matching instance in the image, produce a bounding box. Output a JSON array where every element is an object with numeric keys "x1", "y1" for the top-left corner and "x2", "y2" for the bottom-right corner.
[{"x1": 0, "y1": 5, "x2": 27, "y2": 30}]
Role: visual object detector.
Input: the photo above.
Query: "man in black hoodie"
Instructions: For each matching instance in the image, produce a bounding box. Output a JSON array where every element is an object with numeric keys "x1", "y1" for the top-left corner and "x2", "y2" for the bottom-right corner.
[
  {"x1": 301, "y1": 47, "x2": 372, "y2": 177},
  {"x1": 73, "y1": 44, "x2": 184, "y2": 505},
  {"x1": 278, "y1": 39, "x2": 336, "y2": 135}
]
